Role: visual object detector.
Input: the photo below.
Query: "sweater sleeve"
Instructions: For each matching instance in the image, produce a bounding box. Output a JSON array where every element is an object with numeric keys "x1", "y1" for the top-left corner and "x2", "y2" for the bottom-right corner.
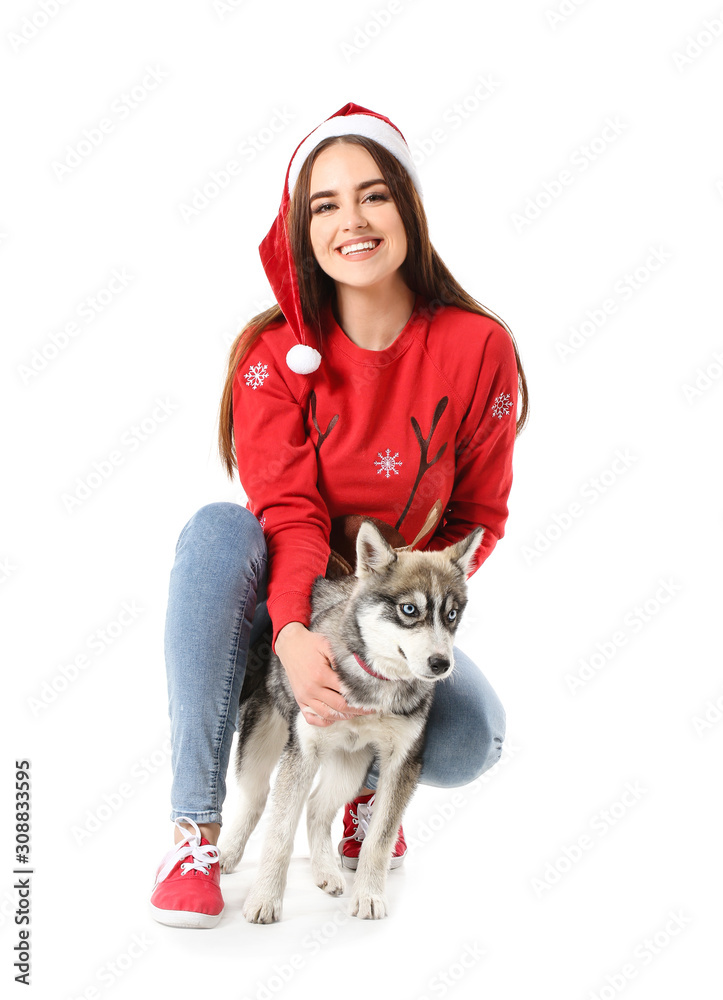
[
  {"x1": 232, "y1": 332, "x2": 331, "y2": 654},
  {"x1": 422, "y1": 320, "x2": 519, "y2": 578}
]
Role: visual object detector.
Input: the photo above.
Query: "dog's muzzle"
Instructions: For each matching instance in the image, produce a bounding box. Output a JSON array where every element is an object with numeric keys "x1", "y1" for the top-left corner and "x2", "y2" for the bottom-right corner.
[{"x1": 428, "y1": 656, "x2": 451, "y2": 677}]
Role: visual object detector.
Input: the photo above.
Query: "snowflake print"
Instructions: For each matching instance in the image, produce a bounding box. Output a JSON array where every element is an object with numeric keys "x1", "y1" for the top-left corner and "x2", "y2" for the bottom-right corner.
[
  {"x1": 491, "y1": 391, "x2": 512, "y2": 419},
  {"x1": 375, "y1": 449, "x2": 403, "y2": 478},
  {"x1": 258, "y1": 513, "x2": 266, "y2": 530},
  {"x1": 244, "y1": 362, "x2": 269, "y2": 390}
]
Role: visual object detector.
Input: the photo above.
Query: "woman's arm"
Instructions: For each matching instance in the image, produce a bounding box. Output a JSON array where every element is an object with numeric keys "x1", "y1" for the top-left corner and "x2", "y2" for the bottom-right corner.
[
  {"x1": 232, "y1": 336, "x2": 331, "y2": 654},
  {"x1": 233, "y1": 340, "x2": 375, "y2": 725},
  {"x1": 275, "y1": 622, "x2": 376, "y2": 727},
  {"x1": 424, "y1": 320, "x2": 519, "y2": 576}
]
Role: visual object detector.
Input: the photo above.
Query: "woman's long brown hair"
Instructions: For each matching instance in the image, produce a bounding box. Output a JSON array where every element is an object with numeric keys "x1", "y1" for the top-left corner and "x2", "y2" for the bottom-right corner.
[{"x1": 218, "y1": 135, "x2": 529, "y2": 479}]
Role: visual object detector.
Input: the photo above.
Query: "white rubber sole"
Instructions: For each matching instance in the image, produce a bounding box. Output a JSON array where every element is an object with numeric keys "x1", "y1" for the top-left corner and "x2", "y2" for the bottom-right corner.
[
  {"x1": 339, "y1": 851, "x2": 406, "y2": 871},
  {"x1": 149, "y1": 902, "x2": 223, "y2": 929}
]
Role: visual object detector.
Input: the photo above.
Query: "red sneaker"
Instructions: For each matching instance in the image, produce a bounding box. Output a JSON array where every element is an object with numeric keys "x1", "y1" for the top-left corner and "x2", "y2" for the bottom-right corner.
[
  {"x1": 149, "y1": 817, "x2": 223, "y2": 928},
  {"x1": 338, "y1": 793, "x2": 407, "y2": 870}
]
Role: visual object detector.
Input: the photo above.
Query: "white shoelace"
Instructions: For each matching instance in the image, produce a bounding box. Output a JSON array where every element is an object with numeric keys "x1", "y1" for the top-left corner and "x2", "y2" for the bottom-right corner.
[
  {"x1": 154, "y1": 816, "x2": 220, "y2": 886},
  {"x1": 340, "y1": 795, "x2": 376, "y2": 845}
]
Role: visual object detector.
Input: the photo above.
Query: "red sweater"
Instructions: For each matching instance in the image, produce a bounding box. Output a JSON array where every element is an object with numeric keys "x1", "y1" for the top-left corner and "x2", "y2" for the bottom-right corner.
[{"x1": 233, "y1": 293, "x2": 519, "y2": 654}]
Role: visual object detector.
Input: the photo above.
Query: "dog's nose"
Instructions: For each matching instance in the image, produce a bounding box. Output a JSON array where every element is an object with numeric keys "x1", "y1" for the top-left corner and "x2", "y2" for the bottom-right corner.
[{"x1": 428, "y1": 655, "x2": 450, "y2": 676}]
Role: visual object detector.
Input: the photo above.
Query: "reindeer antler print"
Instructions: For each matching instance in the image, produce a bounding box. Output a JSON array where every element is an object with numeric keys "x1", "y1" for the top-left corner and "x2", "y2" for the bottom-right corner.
[
  {"x1": 395, "y1": 396, "x2": 448, "y2": 532},
  {"x1": 309, "y1": 390, "x2": 339, "y2": 460}
]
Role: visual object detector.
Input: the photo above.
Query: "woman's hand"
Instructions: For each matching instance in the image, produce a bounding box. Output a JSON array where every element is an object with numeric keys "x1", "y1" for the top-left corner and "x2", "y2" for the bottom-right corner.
[{"x1": 275, "y1": 622, "x2": 376, "y2": 728}]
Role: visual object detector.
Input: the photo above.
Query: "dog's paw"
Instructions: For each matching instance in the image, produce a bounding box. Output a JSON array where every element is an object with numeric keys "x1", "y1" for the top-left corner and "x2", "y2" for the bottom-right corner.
[
  {"x1": 314, "y1": 869, "x2": 345, "y2": 896},
  {"x1": 218, "y1": 846, "x2": 243, "y2": 874},
  {"x1": 350, "y1": 891, "x2": 388, "y2": 919},
  {"x1": 242, "y1": 890, "x2": 282, "y2": 924}
]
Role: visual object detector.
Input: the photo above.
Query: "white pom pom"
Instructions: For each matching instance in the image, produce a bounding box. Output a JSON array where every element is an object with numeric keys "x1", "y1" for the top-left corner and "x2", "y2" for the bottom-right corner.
[{"x1": 286, "y1": 343, "x2": 321, "y2": 374}]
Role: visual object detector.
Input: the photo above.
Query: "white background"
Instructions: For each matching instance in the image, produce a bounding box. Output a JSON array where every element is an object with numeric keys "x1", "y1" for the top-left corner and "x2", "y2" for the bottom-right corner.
[{"x1": 2, "y1": 1, "x2": 722, "y2": 997}]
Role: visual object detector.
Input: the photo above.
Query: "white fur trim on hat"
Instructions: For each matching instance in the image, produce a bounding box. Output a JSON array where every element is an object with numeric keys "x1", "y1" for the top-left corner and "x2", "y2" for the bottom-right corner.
[{"x1": 288, "y1": 114, "x2": 423, "y2": 200}]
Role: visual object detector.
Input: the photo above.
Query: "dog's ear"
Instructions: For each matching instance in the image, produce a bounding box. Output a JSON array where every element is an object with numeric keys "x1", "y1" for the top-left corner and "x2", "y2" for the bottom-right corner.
[
  {"x1": 446, "y1": 526, "x2": 485, "y2": 578},
  {"x1": 355, "y1": 519, "x2": 397, "y2": 577}
]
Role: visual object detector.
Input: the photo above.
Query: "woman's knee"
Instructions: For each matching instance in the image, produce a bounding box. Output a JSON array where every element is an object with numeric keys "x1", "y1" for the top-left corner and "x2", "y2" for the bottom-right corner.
[
  {"x1": 423, "y1": 650, "x2": 507, "y2": 787},
  {"x1": 177, "y1": 502, "x2": 266, "y2": 563},
  {"x1": 452, "y1": 703, "x2": 506, "y2": 785},
  {"x1": 472, "y1": 723, "x2": 506, "y2": 781},
  {"x1": 457, "y1": 651, "x2": 506, "y2": 783}
]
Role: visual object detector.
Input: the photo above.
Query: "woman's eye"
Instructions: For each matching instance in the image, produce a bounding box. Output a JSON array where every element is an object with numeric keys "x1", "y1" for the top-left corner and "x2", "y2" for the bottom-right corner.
[
  {"x1": 401, "y1": 604, "x2": 416, "y2": 616},
  {"x1": 311, "y1": 192, "x2": 388, "y2": 215}
]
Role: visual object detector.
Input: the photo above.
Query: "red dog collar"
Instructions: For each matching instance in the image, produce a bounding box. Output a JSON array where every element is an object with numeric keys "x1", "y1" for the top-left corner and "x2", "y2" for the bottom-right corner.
[{"x1": 353, "y1": 652, "x2": 391, "y2": 681}]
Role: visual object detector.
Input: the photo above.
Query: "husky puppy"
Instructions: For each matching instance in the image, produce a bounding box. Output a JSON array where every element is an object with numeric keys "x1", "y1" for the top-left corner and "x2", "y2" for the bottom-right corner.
[{"x1": 219, "y1": 518, "x2": 484, "y2": 922}]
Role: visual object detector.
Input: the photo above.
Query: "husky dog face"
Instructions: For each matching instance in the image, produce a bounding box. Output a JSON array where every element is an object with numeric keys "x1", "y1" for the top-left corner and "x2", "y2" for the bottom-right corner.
[{"x1": 352, "y1": 520, "x2": 484, "y2": 682}]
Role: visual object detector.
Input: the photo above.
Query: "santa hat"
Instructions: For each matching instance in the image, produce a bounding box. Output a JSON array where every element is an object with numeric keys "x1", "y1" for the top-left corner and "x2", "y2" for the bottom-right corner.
[{"x1": 258, "y1": 102, "x2": 423, "y2": 375}]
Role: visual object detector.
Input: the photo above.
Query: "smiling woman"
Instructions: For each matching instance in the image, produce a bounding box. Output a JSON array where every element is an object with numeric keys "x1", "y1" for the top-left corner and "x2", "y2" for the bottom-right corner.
[
  {"x1": 151, "y1": 102, "x2": 529, "y2": 929},
  {"x1": 307, "y1": 144, "x2": 413, "y2": 350}
]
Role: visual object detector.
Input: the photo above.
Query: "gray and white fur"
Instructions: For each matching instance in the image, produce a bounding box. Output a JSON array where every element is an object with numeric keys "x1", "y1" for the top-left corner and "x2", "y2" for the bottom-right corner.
[{"x1": 218, "y1": 518, "x2": 484, "y2": 921}]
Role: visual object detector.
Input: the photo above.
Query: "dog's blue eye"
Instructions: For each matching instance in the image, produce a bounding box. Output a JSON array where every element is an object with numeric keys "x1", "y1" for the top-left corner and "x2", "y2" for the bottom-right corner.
[
  {"x1": 448, "y1": 609, "x2": 457, "y2": 622},
  {"x1": 401, "y1": 604, "x2": 416, "y2": 616}
]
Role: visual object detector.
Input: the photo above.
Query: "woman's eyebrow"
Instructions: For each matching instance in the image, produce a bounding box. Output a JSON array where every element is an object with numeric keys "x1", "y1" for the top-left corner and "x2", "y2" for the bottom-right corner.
[{"x1": 309, "y1": 178, "x2": 387, "y2": 203}]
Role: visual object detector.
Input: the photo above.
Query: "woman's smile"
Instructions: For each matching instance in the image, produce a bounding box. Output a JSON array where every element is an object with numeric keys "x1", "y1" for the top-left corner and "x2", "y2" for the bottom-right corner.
[{"x1": 335, "y1": 238, "x2": 384, "y2": 260}]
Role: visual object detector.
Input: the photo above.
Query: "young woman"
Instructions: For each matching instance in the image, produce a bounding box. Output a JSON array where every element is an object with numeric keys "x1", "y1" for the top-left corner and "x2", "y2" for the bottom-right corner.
[{"x1": 150, "y1": 102, "x2": 529, "y2": 928}]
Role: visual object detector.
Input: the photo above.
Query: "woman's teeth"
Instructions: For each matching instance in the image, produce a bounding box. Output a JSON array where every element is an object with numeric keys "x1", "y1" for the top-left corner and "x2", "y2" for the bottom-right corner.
[{"x1": 339, "y1": 240, "x2": 380, "y2": 256}]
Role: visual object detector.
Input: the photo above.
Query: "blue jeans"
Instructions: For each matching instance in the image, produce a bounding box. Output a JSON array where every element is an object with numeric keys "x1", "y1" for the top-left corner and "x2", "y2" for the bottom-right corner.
[{"x1": 165, "y1": 503, "x2": 506, "y2": 826}]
